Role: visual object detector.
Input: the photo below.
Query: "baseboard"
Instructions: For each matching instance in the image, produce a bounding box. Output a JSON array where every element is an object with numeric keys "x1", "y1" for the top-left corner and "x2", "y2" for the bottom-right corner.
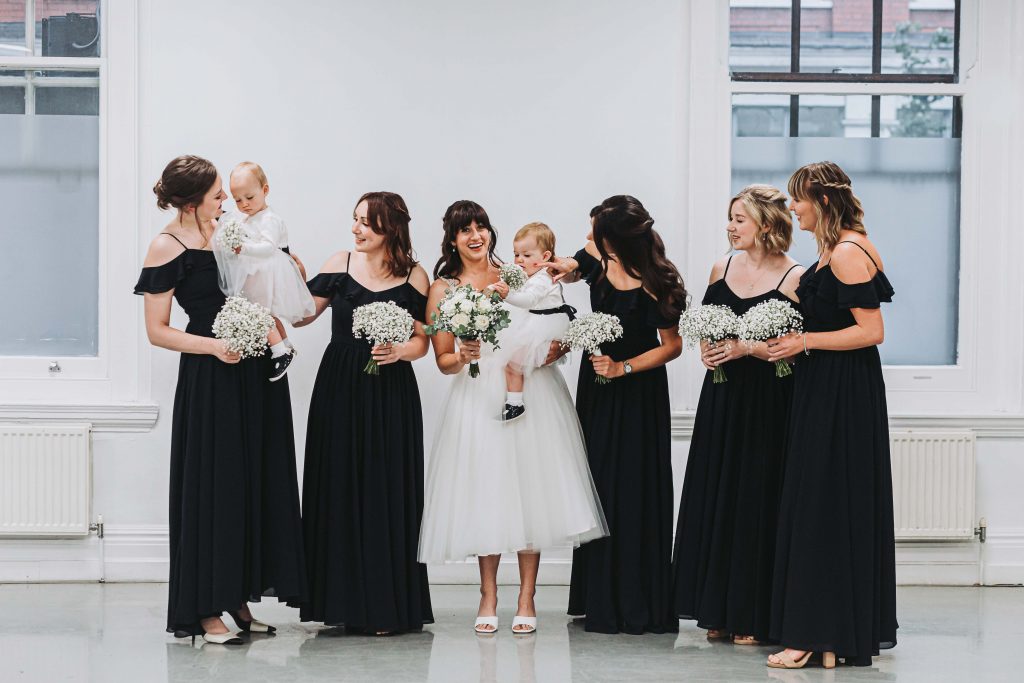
[
  {"x1": 982, "y1": 528, "x2": 1024, "y2": 586},
  {"x1": 102, "y1": 524, "x2": 169, "y2": 582},
  {"x1": 895, "y1": 541, "x2": 982, "y2": 585}
]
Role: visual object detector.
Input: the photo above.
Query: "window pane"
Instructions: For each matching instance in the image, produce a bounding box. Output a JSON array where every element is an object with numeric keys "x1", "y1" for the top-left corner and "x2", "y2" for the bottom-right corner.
[
  {"x1": 37, "y1": 0, "x2": 100, "y2": 58},
  {"x1": 732, "y1": 94, "x2": 790, "y2": 137},
  {"x1": 0, "y1": 2, "x2": 27, "y2": 57},
  {"x1": 801, "y1": 0, "x2": 872, "y2": 74},
  {"x1": 882, "y1": 0, "x2": 955, "y2": 75},
  {"x1": 730, "y1": 1, "x2": 792, "y2": 73},
  {"x1": 731, "y1": 132, "x2": 960, "y2": 365},
  {"x1": 885, "y1": 94, "x2": 954, "y2": 137},
  {"x1": 0, "y1": 73, "x2": 99, "y2": 357}
]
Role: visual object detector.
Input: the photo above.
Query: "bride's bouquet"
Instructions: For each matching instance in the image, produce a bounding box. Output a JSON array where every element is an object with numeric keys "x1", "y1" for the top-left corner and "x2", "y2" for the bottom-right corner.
[
  {"x1": 499, "y1": 263, "x2": 528, "y2": 292},
  {"x1": 561, "y1": 312, "x2": 624, "y2": 384},
  {"x1": 214, "y1": 216, "x2": 246, "y2": 253},
  {"x1": 425, "y1": 284, "x2": 511, "y2": 378},
  {"x1": 678, "y1": 304, "x2": 739, "y2": 384},
  {"x1": 211, "y1": 295, "x2": 275, "y2": 359},
  {"x1": 738, "y1": 298, "x2": 803, "y2": 378},
  {"x1": 352, "y1": 301, "x2": 415, "y2": 375}
]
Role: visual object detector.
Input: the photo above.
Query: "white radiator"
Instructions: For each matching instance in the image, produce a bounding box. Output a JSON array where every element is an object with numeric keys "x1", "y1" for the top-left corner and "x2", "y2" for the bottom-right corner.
[
  {"x1": 0, "y1": 424, "x2": 92, "y2": 537},
  {"x1": 890, "y1": 430, "x2": 976, "y2": 541}
]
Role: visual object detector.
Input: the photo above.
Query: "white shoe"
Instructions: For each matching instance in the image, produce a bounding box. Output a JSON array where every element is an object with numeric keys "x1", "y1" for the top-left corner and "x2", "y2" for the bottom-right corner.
[
  {"x1": 511, "y1": 616, "x2": 537, "y2": 634},
  {"x1": 202, "y1": 630, "x2": 244, "y2": 645},
  {"x1": 474, "y1": 616, "x2": 499, "y2": 634}
]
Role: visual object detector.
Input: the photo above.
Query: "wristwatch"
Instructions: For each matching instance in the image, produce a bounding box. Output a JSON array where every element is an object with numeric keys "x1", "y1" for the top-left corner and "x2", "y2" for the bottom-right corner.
[{"x1": 623, "y1": 360, "x2": 633, "y2": 375}]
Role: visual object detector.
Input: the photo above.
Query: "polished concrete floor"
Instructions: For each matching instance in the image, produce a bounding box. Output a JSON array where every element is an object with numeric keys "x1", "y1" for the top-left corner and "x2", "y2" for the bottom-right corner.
[{"x1": 0, "y1": 583, "x2": 1020, "y2": 682}]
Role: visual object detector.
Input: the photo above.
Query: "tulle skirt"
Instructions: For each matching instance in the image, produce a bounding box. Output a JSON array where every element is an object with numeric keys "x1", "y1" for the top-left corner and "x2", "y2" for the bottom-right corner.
[
  {"x1": 418, "y1": 352, "x2": 608, "y2": 563},
  {"x1": 501, "y1": 308, "x2": 571, "y2": 376},
  {"x1": 217, "y1": 248, "x2": 315, "y2": 323}
]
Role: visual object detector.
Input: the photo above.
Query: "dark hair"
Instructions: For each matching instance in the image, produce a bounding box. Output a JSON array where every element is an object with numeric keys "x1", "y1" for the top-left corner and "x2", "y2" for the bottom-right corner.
[
  {"x1": 591, "y1": 195, "x2": 687, "y2": 320},
  {"x1": 153, "y1": 155, "x2": 218, "y2": 211},
  {"x1": 356, "y1": 191, "x2": 417, "y2": 278},
  {"x1": 433, "y1": 200, "x2": 500, "y2": 280}
]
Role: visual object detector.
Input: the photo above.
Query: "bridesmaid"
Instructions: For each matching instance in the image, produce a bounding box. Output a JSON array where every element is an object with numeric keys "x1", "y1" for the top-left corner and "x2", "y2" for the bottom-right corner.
[
  {"x1": 671, "y1": 185, "x2": 802, "y2": 645},
  {"x1": 134, "y1": 155, "x2": 306, "y2": 644},
  {"x1": 293, "y1": 191, "x2": 433, "y2": 635},
  {"x1": 546, "y1": 195, "x2": 686, "y2": 634},
  {"x1": 765, "y1": 161, "x2": 897, "y2": 668}
]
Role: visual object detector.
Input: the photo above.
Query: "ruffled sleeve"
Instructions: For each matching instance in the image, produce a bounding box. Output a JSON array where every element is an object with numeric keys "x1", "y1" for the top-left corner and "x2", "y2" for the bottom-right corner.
[
  {"x1": 836, "y1": 272, "x2": 895, "y2": 310},
  {"x1": 307, "y1": 272, "x2": 348, "y2": 298},
  {"x1": 133, "y1": 252, "x2": 189, "y2": 295},
  {"x1": 645, "y1": 295, "x2": 682, "y2": 330},
  {"x1": 573, "y1": 248, "x2": 602, "y2": 284},
  {"x1": 402, "y1": 288, "x2": 429, "y2": 324}
]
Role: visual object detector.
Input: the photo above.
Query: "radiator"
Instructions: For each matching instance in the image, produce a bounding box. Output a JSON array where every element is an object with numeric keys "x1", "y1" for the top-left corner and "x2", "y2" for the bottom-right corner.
[
  {"x1": 0, "y1": 424, "x2": 92, "y2": 537},
  {"x1": 890, "y1": 430, "x2": 976, "y2": 541}
]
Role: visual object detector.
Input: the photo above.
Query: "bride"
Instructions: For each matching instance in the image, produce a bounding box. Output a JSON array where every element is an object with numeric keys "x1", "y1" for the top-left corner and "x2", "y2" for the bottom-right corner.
[{"x1": 418, "y1": 200, "x2": 607, "y2": 635}]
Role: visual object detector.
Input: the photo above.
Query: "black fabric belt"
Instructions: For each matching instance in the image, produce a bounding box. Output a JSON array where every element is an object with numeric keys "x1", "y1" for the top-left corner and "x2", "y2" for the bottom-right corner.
[{"x1": 529, "y1": 304, "x2": 577, "y2": 321}]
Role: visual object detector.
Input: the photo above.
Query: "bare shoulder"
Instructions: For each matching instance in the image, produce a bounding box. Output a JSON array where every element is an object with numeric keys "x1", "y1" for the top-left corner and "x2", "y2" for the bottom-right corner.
[
  {"x1": 320, "y1": 250, "x2": 350, "y2": 274},
  {"x1": 143, "y1": 232, "x2": 186, "y2": 267},
  {"x1": 778, "y1": 258, "x2": 806, "y2": 299},
  {"x1": 408, "y1": 265, "x2": 430, "y2": 296},
  {"x1": 831, "y1": 241, "x2": 877, "y2": 284},
  {"x1": 708, "y1": 254, "x2": 731, "y2": 283}
]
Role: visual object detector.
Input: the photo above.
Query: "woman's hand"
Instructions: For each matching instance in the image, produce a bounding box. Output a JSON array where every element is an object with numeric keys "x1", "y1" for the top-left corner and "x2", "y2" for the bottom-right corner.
[
  {"x1": 486, "y1": 280, "x2": 510, "y2": 299},
  {"x1": 766, "y1": 332, "x2": 805, "y2": 363},
  {"x1": 702, "y1": 339, "x2": 746, "y2": 367},
  {"x1": 537, "y1": 256, "x2": 578, "y2": 282},
  {"x1": 290, "y1": 252, "x2": 307, "y2": 280},
  {"x1": 544, "y1": 340, "x2": 569, "y2": 366},
  {"x1": 456, "y1": 338, "x2": 482, "y2": 365},
  {"x1": 372, "y1": 342, "x2": 407, "y2": 365},
  {"x1": 591, "y1": 354, "x2": 625, "y2": 380},
  {"x1": 208, "y1": 338, "x2": 241, "y2": 364}
]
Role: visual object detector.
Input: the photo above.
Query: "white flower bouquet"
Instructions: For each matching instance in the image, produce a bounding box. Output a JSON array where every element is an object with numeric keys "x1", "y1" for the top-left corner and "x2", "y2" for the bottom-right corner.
[
  {"x1": 560, "y1": 312, "x2": 624, "y2": 384},
  {"x1": 499, "y1": 263, "x2": 528, "y2": 291},
  {"x1": 352, "y1": 301, "x2": 415, "y2": 375},
  {"x1": 424, "y1": 284, "x2": 512, "y2": 378},
  {"x1": 214, "y1": 216, "x2": 246, "y2": 253},
  {"x1": 678, "y1": 304, "x2": 739, "y2": 384},
  {"x1": 212, "y1": 296, "x2": 275, "y2": 359},
  {"x1": 738, "y1": 298, "x2": 804, "y2": 378}
]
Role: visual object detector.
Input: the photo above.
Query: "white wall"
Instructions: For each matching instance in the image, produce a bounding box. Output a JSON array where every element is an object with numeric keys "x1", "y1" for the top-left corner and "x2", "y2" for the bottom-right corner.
[{"x1": 2, "y1": 0, "x2": 1022, "y2": 586}]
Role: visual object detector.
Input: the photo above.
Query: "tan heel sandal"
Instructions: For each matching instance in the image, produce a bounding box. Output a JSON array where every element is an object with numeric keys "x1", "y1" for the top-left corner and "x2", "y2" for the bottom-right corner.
[
  {"x1": 732, "y1": 634, "x2": 762, "y2": 646},
  {"x1": 767, "y1": 650, "x2": 836, "y2": 669}
]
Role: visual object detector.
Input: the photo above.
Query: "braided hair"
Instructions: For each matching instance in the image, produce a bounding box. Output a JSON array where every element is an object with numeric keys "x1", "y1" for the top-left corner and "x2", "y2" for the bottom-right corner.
[{"x1": 787, "y1": 161, "x2": 866, "y2": 253}]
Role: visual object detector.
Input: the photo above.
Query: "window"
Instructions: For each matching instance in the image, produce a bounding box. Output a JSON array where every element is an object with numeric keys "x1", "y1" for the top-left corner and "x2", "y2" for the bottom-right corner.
[{"x1": 728, "y1": 0, "x2": 962, "y2": 366}]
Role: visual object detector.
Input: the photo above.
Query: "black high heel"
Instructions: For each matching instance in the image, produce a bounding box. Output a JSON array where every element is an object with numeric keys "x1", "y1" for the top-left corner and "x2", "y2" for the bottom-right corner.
[
  {"x1": 174, "y1": 626, "x2": 243, "y2": 645},
  {"x1": 229, "y1": 609, "x2": 277, "y2": 634}
]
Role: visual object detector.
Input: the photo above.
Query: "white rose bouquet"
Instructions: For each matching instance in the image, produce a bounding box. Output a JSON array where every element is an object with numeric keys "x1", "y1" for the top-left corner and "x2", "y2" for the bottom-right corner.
[
  {"x1": 214, "y1": 216, "x2": 246, "y2": 253},
  {"x1": 212, "y1": 296, "x2": 275, "y2": 359},
  {"x1": 352, "y1": 301, "x2": 415, "y2": 375},
  {"x1": 678, "y1": 304, "x2": 740, "y2": 384},
  {"x1": 499, "y1": 263, "x2": 528, "y2": 291},
  {"x1": 738, "y1": 298, "x2": 804, "y2": 378},
  {"x1": 560, "y1": 312, "x2": 624, "y2": 384},
  {"x1": 424, "y1": 284, "x2": 512, "y2": 378}
]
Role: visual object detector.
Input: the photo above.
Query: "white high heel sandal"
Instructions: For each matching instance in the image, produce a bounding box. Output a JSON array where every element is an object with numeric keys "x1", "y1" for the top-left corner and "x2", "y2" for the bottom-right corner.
[
  {"x1": 511, "y1": 616, "x2": 537, "y2": 634},
  {"x1": 474, "y1": 616, "x2": 499, "y2": 634}
]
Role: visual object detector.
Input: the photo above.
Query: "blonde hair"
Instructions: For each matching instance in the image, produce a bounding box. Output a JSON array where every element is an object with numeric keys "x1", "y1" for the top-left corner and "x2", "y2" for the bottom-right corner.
[
  {"x1": 232, "y1": 160, "x2": 268, "y2": 186},
  {"x1": 787, "y1": 161, "x2": 866, "y2": 253},
  {"x1": 514, "y1": 222, "x2": 556, "y2": 258},
  {"x1": 730, "y1": 184, "x2": 793, "y2": 255}
]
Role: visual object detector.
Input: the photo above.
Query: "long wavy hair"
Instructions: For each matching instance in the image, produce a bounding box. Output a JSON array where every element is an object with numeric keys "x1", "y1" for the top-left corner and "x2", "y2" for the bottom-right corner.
[
  {"x1": 787, "y1": 161, "x2": 866, "y2": 253},
  {"x1": 433, "y1": 200, "x2": 500, "y2": 280},
  {"x1": 356, "y1": 191, "x2": 417, "y2": 278},
  {"x1": 591, "y1": 195, "x2": 687, "y2": 319}
]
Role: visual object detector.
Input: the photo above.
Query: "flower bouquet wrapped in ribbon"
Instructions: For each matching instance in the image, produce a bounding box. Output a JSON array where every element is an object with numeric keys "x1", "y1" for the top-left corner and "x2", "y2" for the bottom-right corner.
[
  {"x1": 425, "y1": 284, "x2": 511, "y2": 378},
  {"x1": 738, "y1": 298, "x2": 803, "y2": 378},
  {"x1": 352, "y1": 300, "x2": 415, "y2": 375},
  {"x1": 498, "y1": 263, "x2": 528, "y2": 292},
  {"x1": 211, "y1": 295, "x2": 275, "y2": 359},
  {"x1": 678, "y1": 304, "x2": 740, "y2": 384},
  {"x1": 561, "y1": 312, "x2": 624, "y2": 385}
]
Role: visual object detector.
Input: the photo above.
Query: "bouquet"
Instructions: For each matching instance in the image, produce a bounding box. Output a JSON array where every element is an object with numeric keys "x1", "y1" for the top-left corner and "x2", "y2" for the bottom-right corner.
[
  {"x1": 424, "y1": 284, "x2": 511, "y2": 378},
  {"x1": 214, "y1": 216, "x2": 246, "y2": 253},
  {"x1": 212, "y1": 296, "x2": 274, "y2": 359},
  {"x1": 352, "y1": 301, "x2": 415, "y2": 375},
  {"x1": 499, "y1": 263, "x2": 528, "y2": 291},
  {"x1": 560, "y1": 312, "x2": 624, "y2": 384},
  {"x1": 678, "y1": 304, "x2": 739, "y2": 384},
  {"x1": 738, "y1": 298, "x2": 804, "y2": 378}
]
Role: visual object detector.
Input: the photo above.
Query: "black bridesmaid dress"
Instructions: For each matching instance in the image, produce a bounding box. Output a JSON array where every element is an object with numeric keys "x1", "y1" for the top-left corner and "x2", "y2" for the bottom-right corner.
[
  {"x1": 296, "y1": 260, "x2": 433, "y2": 633},
  {"x1": 133, "y1": 237, "x2": 306, "y2": 636},
  {"x1": 769, "y1": 242, "x2": 897, "y2": 665},
  {"x1": 671, "y1": 257, "x2": 799, "y2": 642},
  {"x1": 567, "y1": 249, "x2": 681, "y2": 634}
]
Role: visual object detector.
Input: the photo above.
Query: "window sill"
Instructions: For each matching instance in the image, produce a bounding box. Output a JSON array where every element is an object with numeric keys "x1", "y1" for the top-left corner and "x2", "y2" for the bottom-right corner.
[{"x1": 0, "y1": 403, "x2": 159, "y2": 433}]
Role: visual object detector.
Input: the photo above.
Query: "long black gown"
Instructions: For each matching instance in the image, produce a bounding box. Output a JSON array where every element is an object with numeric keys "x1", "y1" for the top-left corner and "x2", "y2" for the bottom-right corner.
[
  {"x1": 671, "y1": 258, "x2": 798, "y2": 642},
  {"x1": 567, "y1": 249, "x2": 681, "y2": 634},
  {"x1": 133, "y1": 241, "x2": 306, "y2": 636},
  {"x1": 296, "y1": 264, "x2": 433, "y2": 633},
  {"x1": 769, "y1": 242, "x2": 897, "y2": 665}
]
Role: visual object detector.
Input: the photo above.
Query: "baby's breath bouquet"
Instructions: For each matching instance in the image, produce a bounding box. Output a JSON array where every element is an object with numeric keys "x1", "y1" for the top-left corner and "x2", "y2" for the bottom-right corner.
[
  {"x1": 352, "y1": 301, "x2": 415, "y2": 375},
  {"x1": 424, "y1": 284, "x2": 511, "y2": 378},
  {"x1": 499, "y1": 263, "x2": 528, "y2": 291},
  {"x1": 738, "y1": 298, "x2": 803, "y2": 378},
  {"x1": 678, "y1": 304, "x2": 739, "y2": 384},
  {"x1": 214, "y1": 216, "x2": 246, "y2": 252},
  {"x1": 212, "y1": 296, "x2": 274, "y2": 359},
  {"x1": 561, "y1": 312, "x2": 624, "y2": 384}
]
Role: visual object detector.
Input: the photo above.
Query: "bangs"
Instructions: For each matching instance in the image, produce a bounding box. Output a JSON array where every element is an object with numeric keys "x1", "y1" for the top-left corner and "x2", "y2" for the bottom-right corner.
[
  {"x1": 787, "y1": 168, "x2": 812, "y2": 201},
  {"x1": 446, "y1": 200, "x2": 492, "y2": 233}
]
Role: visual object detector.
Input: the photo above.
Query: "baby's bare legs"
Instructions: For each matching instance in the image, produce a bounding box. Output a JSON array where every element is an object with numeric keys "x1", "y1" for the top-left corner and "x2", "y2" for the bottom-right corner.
[
  {"x1": 268, "y1": 318, "x2": 284, "y2": 347},
  {"x1": 506, "y1": 364, "x2": 524, "y2": 393},
  {"x1": 503, "y1": 364, "x2": 526, "y2": 420}
]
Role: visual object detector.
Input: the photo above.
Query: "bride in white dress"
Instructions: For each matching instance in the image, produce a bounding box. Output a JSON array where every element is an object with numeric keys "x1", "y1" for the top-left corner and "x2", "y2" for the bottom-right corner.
[{"x1": 418, "y1": 200, "x2": 607, "y2": 635}]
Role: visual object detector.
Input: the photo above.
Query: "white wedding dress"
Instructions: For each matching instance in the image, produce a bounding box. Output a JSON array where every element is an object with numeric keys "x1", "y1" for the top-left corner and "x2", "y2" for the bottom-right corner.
[{"x1": 418, "y1": 313, "x2": 608, "y2": 563}]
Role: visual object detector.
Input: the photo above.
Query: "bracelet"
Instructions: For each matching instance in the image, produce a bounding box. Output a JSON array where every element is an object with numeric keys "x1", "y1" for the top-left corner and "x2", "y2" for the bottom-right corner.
[{"x1": 802, "y1": 333, "x2": 810, "y2": 356}]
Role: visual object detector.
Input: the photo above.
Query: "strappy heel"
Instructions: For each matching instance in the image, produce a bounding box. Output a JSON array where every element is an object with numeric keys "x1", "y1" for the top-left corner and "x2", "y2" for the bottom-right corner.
[{"x1": 767, "y1": 650, "x2": 836, "y2": 669}]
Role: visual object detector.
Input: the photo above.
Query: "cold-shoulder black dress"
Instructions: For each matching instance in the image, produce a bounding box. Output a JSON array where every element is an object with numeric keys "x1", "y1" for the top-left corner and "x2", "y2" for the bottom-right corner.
[
  {"x1": 769, "y1": 243, "x2": 897, "y2": 665},
  {"x1": 134, "y1": 240, "x2": 306, "y2": 636},
  {"x1": 296, "y1": 264, "x2": 433, "y2": 633},
  {"x1": 567, "y1": 249, "x2": 681, "y2": 634},
  {"x1": 671, "y1": 257, "x2": 799, "y2": 642}
]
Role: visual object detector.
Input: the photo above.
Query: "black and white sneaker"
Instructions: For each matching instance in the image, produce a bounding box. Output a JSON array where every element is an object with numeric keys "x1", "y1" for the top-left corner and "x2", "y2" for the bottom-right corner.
[
  {"x1": 501, "y1": 404, "x2": 526, "y2": 422},
  {"x1": 268, "y1": 351, "x2": 294, "y2": 382}
]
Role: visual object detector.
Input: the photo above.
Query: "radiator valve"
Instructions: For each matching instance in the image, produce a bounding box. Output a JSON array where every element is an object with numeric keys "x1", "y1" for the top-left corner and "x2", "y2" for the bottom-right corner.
[
  {"x1": 974, "y1": 517, "x2": 986, "y2": 543},
  {"x1": 89, "y1": 514, "x2": 104, "y2": 539}
]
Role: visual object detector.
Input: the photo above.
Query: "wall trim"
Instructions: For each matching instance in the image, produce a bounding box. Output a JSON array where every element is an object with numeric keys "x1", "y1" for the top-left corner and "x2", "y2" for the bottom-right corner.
[{"x1": 0, "y1": 403, "x2": 159, "y2": 432}]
